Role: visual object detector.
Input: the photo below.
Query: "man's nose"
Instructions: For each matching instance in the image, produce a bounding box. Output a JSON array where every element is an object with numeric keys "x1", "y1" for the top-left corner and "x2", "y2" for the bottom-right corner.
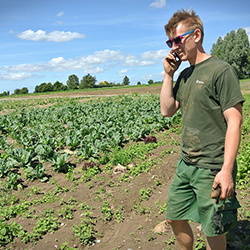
[{"x1": 172, "y1": 42, "x2": 179, "y2": 50}]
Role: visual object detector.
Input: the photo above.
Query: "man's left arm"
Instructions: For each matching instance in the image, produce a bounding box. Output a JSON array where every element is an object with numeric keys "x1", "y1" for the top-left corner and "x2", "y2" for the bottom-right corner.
[{"x1": 213, "y1": 102, "x2": 243, "y2": 199}]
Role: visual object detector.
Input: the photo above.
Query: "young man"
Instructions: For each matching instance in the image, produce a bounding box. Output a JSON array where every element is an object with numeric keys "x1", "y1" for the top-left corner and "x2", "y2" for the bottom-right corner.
[{"x1": 160, "y1": 9, "x2": 245, "y2": 250}]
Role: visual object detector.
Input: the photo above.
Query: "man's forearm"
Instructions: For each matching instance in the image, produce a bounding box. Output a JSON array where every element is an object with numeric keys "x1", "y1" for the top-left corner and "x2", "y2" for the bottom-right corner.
[
  {"x1": 214, "y1": 104, "x2": 243, "y2": 199},
  {"x1": 222, "y1": 122, "x2": 242, "y2": 173},
  {"x1": 222, "y1": 103, "x2": 243, "y2": 173}
]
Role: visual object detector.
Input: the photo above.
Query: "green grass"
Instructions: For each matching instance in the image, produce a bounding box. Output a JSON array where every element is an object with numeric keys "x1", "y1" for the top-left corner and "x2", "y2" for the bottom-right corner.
[{"x1": 240, "y1": 79, "x2": 250, "y2": 92}]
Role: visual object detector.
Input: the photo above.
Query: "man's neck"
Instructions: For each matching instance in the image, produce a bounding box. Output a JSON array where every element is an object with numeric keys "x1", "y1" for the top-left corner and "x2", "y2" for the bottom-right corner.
[{"x1": 189, "y1": 47, "x2": 211, "y2": 66}]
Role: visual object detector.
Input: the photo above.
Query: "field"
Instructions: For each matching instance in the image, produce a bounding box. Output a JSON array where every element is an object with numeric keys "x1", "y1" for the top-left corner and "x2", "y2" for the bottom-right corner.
[{"x1": 0, "y1": 83, "x2": 249, "y2": 250}]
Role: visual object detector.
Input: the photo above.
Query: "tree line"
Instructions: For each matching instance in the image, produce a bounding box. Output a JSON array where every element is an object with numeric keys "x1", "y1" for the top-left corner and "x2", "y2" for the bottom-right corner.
[
  {"x1": 1, "y1": 28, "x2": 249, "y2": 96},
  {"x1": 2, "y1": 74, "x2": 156, "y2": 96}
]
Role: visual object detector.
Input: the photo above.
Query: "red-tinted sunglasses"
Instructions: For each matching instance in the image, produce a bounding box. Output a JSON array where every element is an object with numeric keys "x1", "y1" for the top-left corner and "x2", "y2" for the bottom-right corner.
[{"x1": 166, "y1": 30, "x2": 195, "y2": 48}]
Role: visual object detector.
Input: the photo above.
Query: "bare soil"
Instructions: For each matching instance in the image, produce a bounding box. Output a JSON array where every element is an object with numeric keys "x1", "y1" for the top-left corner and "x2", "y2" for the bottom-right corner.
[{"x1": 3, "y1": 85, "x2": 250, "y2": 250}]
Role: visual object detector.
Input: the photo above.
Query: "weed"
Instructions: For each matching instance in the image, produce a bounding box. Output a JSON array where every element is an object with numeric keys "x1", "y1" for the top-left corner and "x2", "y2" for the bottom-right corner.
[
  {"x1": 117, "y1": 173, "x2": 130, "y2": 183},
  {"x1": 164, "y1": 236, "x2": 176, "y2": 249},
  {"x1": 5, "y1": 172, "x2": 20, "y2": 190},
  {"x1": 59, "y1": 242, "x2": 78, "y2": 250},
  {"x1": 100, "y1": 201, "x2": 113, "y2": 221},
  {"x1": 57, "y1": 204, "x2": 75, "y2": 220},
  {"x1": 29, "y1": 186, "x2": 41, "y2": 195},
  {"x1": 0, "y1": 183, "x2": 19, "y2": 205},
  {"x1": 32, "y1": 216, "x2": 60, "y2": 236},
  {"x1": 155, "y1": 201, "x2": 168, "y2": 215},
  {"x1": 139, "y1": 187, "x2": 153, "y2": 201},
  {"x1": 72, "y1": 215, "x2": 96, "y2": 245},
  {"x1": 194, "y1": 237, "x2": 206, "y2": 250},
  {"x1": 0, "y1": 221, "x2": 23, "y2": 246},
  {"x1": 114, "y1": 206, "x2": 124, "y2": 223},
  {"x1": 81, "y1": 166, "x2": 101, "y2": 183},
  {"x1": 147, "y1": 232, "x2": 156, "y2": 242}
]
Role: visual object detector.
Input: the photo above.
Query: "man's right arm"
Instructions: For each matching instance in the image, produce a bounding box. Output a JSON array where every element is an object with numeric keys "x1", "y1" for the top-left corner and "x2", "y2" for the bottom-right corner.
[{"x1": 160, "y1": 54, "x2": 180, "y2": 117}]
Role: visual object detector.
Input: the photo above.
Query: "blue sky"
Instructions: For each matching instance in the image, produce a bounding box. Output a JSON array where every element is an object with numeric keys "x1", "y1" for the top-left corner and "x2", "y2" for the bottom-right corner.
[{"x1": 0, "y1": 0, "x2": 249, "y2": 93}]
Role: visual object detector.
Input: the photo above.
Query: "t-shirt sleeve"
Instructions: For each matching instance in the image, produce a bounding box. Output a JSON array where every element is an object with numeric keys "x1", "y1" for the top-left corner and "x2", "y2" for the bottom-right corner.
[{"x1": 215, "y1": 67, "x2": 245, "y2": 112}]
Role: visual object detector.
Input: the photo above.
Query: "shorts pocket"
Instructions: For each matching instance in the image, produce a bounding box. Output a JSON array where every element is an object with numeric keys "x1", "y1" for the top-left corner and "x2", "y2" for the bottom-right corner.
[{"x1": 213, "y1": 197, "x2": 240, "y2": 234}]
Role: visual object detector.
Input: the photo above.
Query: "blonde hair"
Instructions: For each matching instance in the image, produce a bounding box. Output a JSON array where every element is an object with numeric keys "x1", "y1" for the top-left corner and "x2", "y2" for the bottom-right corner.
[{"x1": 164, "y1": 9, "x2": 204, "y2": 43}]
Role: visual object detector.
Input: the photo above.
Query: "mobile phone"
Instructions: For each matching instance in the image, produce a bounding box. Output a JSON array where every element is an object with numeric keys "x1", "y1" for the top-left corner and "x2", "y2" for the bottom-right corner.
[{"x1": 173, "y1": 52, "x2": 180, "y2": 62}]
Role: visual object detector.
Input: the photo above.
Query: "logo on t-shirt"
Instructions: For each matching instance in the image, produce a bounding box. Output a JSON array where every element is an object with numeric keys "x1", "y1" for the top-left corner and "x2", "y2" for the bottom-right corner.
[{"x1": 196, "y1": 80, "x2": 204, "y2": 84}]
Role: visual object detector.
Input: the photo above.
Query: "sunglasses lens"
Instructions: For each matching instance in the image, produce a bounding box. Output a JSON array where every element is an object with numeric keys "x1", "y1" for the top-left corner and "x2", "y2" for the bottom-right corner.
[
  {"x1": 173, "y1": 36, "x2": 181, "y2": 45},
  {"x1": 166, "y1": 40, "x2": 172, "y2": 48}
]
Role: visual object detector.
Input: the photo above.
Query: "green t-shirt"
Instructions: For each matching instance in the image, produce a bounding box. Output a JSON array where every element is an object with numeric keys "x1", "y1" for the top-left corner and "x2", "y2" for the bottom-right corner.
[{"x1": 174, "y1": 56, "x2": 245, "y2": 169}]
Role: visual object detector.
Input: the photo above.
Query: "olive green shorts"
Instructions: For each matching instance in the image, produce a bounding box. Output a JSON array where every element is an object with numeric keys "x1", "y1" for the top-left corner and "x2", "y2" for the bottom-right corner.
[{"x1": 166, "y1": 157, "x2": 240, "y2": 237}]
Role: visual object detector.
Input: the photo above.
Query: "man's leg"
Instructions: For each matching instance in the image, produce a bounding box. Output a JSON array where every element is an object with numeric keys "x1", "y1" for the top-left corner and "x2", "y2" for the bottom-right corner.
[
  {"x1": 206, "y1": 234, "x2": 226, "y2": 250},
  {"x1": 167, "y1": 219, "x2": 194, "y2": 250}
]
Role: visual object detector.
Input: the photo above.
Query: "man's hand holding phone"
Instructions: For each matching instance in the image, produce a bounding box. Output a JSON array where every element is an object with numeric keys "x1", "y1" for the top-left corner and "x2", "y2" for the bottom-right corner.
[{"x1": 163, "y1": 51, "x2": 181, "y2": 77}]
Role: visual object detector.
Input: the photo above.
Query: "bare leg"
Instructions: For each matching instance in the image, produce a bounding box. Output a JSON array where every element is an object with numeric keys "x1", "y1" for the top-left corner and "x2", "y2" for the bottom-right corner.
[
  {"x1": 206, "y1": 234, "x2": 226, "y2": 250},
  {"x1": 167, "y1": 220, "x2": 194, "y2": 250}
]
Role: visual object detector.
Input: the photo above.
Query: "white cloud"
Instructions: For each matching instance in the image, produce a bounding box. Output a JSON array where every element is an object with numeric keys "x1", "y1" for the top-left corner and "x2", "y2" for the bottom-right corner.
[
  {"x1": 56, "y1": 11, "x2": 65, "y2": 17},
  {"x1": 123, "y1": 55, "x2": 154, "y2": 67},
  {"x1": 1, "y1": 49, "x2": 157, "y2": 80},
  {"x1": 118, "y1": 69, "x2": 128, "y2": 74},
  {"x1": 159, "y1": 71, "x2": 165, "y2": 77},
  {"x1": 47, "y1": 57, "x2": 66, "y2": 67},
  {"x1": 141, "y1": 49, "x2": 168, "y2": 60},
  {"x1": 149, "y1": 0, "x2": 166, "y2": 9},
  {"x1": 1, "y1": 72, "x2": 33, "y2": 81},
  {"x1": 2, "y1": 64, "x2": 44, "y2": 72},
  {"x1": 245, "y1": 26, "x2": 250, "y2": 32},
  {"x1": 142, "y1": 74, "x2": 153, "y2": 80},
  {"x1": 17, "y1": 29, "x2": 85, "y2": 42},
  {"x1": 245, "y1": 26, "x2": 250, "y2": 41},
  {"x1": 2, "y1": 50, "x2": 124, "y2": 74}
]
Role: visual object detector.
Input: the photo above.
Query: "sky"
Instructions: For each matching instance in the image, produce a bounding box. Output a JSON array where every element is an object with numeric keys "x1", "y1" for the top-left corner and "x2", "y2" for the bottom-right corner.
[{"x1": 0, "y1": 0, "x2": 249, "y2": 94}]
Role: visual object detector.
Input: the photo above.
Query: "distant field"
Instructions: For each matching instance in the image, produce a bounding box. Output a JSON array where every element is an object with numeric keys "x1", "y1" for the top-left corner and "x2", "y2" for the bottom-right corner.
[
  {"x1": 240, "y1": 79, "x2": 250, "y2": 92},
  {"x1": 2, "y1": 78, "x2": 249, "y2": 101},
  {"x1": 1, "y1": 84, "x2": 162, "y2": 100}
]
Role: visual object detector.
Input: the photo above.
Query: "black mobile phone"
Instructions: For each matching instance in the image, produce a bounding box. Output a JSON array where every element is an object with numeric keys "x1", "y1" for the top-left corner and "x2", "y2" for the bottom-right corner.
[{"x1": 173, "y1": 52, "x2": 180, "y2": 62}]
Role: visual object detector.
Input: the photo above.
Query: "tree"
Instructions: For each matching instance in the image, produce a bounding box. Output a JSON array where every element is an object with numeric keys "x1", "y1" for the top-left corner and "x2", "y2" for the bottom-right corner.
[
  {"x1": 44, "y1": 83, "x2": 53, "y2": 92},
  {"x1": 19, "y1": 87, "x2": 29, "y2": 94},
  {"x1": 79, "y1": 74, "x2": 97, "y2": 89},
  {"x1": 148, "y1": 79, "x2": 154, "y2": 85},
  {"x1": 53, "y1": 81, "x2": 67, "y2": 91},
  {"x1": 122, "y1": 76, "x2": 130, "y2": 85},
  {"x1": 14, "y1": 89, "x2": 20, "y2": 95},
  {"x1": 66, "y1": 74, "x2": 79, "y2": 90},
  {"x1": 137, "y1": 81, "x2": 141, "y2": 85},
  {"x1": 211, "y1": 28, "x2": 250, "y2": 79},
  {"x1": 34, "y1": 83, "x2": 45, "y2": 93},
  {"x1": 34, "y1": 82, "x2": 53, "y2": 93},
  {"x1": 14, "y1": 87, "x2": 28, "y2": 95},
  {"x1": 0, "y1": 91, "x2": 9, "y2": 97}
]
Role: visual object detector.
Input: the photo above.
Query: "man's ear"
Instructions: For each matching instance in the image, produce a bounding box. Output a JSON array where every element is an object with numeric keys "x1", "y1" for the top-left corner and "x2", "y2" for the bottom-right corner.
[{"x1": 194, "y1": 29, "x2": 202, "y2": 43}]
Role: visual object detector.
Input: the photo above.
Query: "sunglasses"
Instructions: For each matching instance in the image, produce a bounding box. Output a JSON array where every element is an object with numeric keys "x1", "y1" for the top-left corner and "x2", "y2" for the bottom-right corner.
[{"x1": 166, "y1": 30, "x2": 195, "y2": 48}]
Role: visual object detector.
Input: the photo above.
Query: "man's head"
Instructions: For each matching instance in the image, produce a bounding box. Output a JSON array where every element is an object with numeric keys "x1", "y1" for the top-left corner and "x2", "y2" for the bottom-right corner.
[{"x1": 164, "y1": 9, "x2": 204, "y2": 44}]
